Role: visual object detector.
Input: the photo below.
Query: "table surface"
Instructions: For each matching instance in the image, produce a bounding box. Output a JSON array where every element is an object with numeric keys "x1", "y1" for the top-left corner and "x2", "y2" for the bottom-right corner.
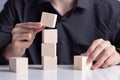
[{"x1": 0, "y1": 65, "x2": 120, "y2": 80}]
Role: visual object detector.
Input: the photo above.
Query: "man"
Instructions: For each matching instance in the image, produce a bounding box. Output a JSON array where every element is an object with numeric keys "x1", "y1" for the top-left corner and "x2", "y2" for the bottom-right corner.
[{"x1": 0, "y1": 0, "x2": 120, "y2": 70}]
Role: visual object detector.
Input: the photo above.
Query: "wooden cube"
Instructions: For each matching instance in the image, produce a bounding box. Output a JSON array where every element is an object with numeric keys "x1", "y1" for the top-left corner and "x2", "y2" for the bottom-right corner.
[
  {"x1": 74, "y1": 56, "x2": 92, "y2": 70},
  {"x1": 9, "y1": 57, "x2": 28, "y2": 73},
  {"x1": 42, "y1": 56, "x2": 57, "y2": 70},
  {"x1": 41, "y1": 43, "x2": 56, "y2": 57},
  {"x1": 40, "y1": 12, "x2": 57, "y2": 28},
  {"x1": 42, "y1": 29, "x2": 58, "y2": 43}
]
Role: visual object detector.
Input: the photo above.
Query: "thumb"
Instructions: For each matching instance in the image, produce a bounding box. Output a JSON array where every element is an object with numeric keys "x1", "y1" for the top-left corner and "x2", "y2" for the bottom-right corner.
[{"x1": 34, "y1": 23, "x2": 45, "y2": 33}]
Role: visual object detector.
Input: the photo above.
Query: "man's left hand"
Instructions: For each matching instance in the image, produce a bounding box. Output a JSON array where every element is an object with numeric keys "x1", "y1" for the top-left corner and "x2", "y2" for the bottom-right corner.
[{"x1": 85, "y1": 38, "x2": 120, "y2": 70}]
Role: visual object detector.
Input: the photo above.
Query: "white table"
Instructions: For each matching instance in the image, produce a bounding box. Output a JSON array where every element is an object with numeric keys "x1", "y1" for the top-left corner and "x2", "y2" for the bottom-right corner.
[{"x1": 0, "y1": 65, "x2": 120, "y2": 80}]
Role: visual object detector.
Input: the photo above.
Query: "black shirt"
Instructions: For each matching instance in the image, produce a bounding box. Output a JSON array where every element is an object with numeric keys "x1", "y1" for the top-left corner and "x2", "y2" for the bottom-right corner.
[{"x1": 0, "y1": 0, "x2": 120, "y2": 64}]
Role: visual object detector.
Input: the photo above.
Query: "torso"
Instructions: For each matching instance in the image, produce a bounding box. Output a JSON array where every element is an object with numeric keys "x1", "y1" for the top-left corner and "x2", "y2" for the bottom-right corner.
[{"x1": 13, "y1": 0, "x2": 120, "y2": 64}]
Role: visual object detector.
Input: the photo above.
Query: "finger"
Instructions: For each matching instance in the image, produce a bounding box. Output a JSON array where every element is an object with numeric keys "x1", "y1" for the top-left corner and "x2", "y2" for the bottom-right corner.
[
  {"x1": 14, "y1": 22, "x2": 45, "y2": 35},
  {"x1": 95, "y1": 53, "x2": 101, "y2": 61},
  {"x1": 14, "y1": 41, "x2": 31, "y2": 49},
  {"x1": 101, "y1": 57, "x2": 112, "y2": 68},
  {"x1": 12, "y1": 27, "x2": 33, "y2": 34},
  {"x1": 13, "y1": 33, "x2": 33, "y2": 42},
  {"x1": 92, "y1": 45, "x2": 114, "y2": 69},
  {"x1": 34, "y1": 25, "x2": 45, "y2": 33},
  {"x1": 21, "y1": 41, "x2": 33, "y2": 48},
  {"x1": 87, "y1": 40, "x2": 111, "y2": 63},
  {"x1": 102, "y1": 52, "x2": 120, "y2": 68},
  {"x1": 86, "y1": 38, "x2": 104, "y2": 56},
  {"x1": 16, "y1": 22, "x2": 44, "y2": 28}
]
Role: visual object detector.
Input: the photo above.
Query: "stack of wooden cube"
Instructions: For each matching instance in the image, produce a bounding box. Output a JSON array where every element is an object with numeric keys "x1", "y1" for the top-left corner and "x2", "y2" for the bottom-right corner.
[{"x1": 41, "y1": 12, "x2": 58, "y2": 70}]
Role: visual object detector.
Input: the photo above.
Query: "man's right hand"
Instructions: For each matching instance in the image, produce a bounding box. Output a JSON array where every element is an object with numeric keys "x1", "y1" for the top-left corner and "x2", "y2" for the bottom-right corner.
[{"x1": 3, "y1": 22, "x2": 45, "y2": 60}]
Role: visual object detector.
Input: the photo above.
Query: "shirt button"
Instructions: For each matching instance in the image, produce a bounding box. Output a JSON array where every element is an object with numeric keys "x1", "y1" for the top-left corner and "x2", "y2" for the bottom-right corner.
[
  {"x1": 58, "y1": 41, "x2": 63, "y2": 46},
  {"x1": 61, "y1": 17, "x2": 66, "y2": 21}
]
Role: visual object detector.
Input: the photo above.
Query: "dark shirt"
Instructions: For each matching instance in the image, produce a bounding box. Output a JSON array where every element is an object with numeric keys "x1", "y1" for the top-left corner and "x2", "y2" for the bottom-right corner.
[{"x1": 0, "y1": 0, "x2": 120, "y2": 64}]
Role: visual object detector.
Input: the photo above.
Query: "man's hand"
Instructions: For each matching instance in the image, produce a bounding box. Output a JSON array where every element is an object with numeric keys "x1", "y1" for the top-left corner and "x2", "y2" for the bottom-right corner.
[
  {"x1": 3, "y1": 22, "x2": 45, "y2": 60},
  {"x1": 85, "y1": 38, "x2": 120, "y2": 70}
]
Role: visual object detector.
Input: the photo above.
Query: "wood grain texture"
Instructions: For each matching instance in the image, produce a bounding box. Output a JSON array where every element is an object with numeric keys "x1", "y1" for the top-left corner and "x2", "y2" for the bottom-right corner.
[
  {"x1": 40, "y1": 12, "x2": 57, "y2": 28},
  {"x1": 74, "y1": 56, "x2": 92, "y2": 70},
  {"x1": 9, "y1": 57, "x2": 28, "y2": 73}
]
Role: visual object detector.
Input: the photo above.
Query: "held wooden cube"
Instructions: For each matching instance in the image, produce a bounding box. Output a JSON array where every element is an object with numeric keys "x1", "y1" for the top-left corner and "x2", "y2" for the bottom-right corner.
[
  {"x1": 74, "y1": 56, "x2": 92, "y2": 70},
  {"x1": 9, "y1": 57, "x2": 28, "y2": 73},
  {"x1": 42, "y1": 29, "x2": 58, "y2": 43},
  {"x1": 40, "y1": 12, "x2": 57, "y2": 28},
  {"x1": 42, "y1": 56, "x2": 57, "y2": 70},
  {"x1": 41, "y1": 43, "x2": 56, "y2": 57}
]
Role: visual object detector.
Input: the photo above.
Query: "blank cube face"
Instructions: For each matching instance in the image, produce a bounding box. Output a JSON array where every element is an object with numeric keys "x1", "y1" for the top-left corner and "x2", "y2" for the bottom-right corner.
[
  {"x1": 40, "y1": 12, "x2": 57, "y2": 28},
  {"x1": 9, "y1": 58, "x2": 16, "y2": 72},
  {"x1": 82, "y1": 57, "x2": 92, "y2": 70},
  {"x1": 9, "y1": 57, "x2": 28, "y2": 73},
  {"x1": 41, "y1": 43, "x2": 56, "y2": 57},
  {"x1": 42, "y1": 56, "x2": 57, "y2": 70},
  {"x1": 74, "y1": 56, "x2": 82, "y2": 70},
  {"x1": 74, "y1": 56, "x2": 92, "y2": 70},
  {"x1": 42, "y1": 29, "x2": 58, "y2": 43}
]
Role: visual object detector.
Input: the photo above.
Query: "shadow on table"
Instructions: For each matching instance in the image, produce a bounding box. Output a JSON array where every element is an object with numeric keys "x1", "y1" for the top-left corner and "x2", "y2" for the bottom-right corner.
[
  {"x1": 58, "y1": 65, "x2": 74, "y2": 70},
  {"x1": 29, "y1": 65, "x2": 74, "y2": 70},
  {"x1": 28, "y1": 66, "x2": 42, "y2": 70},
  {"x1": 0, "y1": 69, "x2": 9, "y2": 72}
]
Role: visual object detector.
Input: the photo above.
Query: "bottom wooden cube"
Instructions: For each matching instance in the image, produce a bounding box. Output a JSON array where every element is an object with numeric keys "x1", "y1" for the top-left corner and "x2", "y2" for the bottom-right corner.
[
  {"x1": 74, "y1": 56, "x2": 92, "y2": 70},
  {"x1": 9, "y1": 57, "x2": 28, "y2": 73},
  {"x1": 42, "y1": 56, "x2": 57, "y2": 70}
]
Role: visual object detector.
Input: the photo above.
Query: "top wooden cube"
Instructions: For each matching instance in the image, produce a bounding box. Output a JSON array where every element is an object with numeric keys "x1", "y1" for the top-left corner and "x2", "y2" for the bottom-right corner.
[{"x1": 40, "y1": 12, "x2": 57, "y2": 28}]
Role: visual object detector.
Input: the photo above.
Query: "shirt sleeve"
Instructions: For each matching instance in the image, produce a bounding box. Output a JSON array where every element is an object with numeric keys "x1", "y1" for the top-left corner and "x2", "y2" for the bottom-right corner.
[
  {"x1": 0, "y1": 0, "x2": 17, "y2": 65},
  {"x1": 108, "y1": 3, "x2": 120, "y2": 53},
  {"x1": 108, "y1": 5, "x2": 120, "y2": 53},
  {"x1": 113, "y1": 13, "x2": 120, "y2": 53}
]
